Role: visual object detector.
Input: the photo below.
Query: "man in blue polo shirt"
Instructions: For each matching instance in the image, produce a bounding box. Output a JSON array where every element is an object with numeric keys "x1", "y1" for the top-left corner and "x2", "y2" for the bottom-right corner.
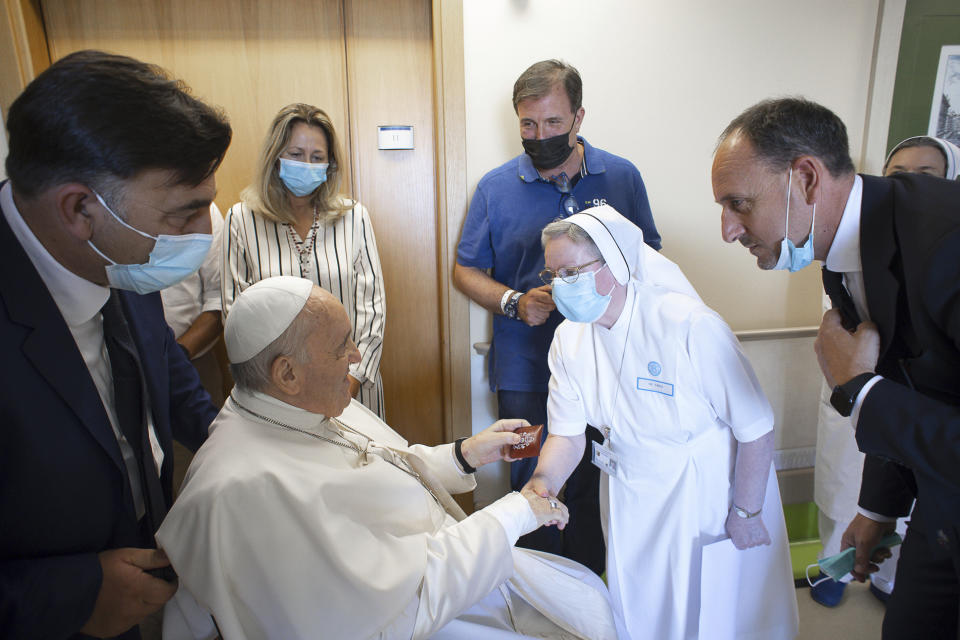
[{"x1": 454, "y1": 59, "x2": 661, "y2": 573}]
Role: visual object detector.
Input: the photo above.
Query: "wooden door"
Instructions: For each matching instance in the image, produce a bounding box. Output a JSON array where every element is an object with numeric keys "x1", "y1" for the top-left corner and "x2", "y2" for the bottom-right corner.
[{"x1": 40, "y1": 0, "x2": 445, "y2": 445}]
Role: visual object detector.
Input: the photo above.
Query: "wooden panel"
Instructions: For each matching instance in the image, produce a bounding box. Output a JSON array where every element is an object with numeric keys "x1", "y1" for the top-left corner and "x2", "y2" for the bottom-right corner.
[
  {"x1": 344, "y1": 0, "x2": 442, "y2": 445},
  {"x1": 40, "y1": 0, "x2": 351, "y2": 217},
  {"x1": 0, "y1": 0, "x2": 51, "y2": 122},
  {"x1": 432, "y1": 0, "x2": 469, "y2": 444}
]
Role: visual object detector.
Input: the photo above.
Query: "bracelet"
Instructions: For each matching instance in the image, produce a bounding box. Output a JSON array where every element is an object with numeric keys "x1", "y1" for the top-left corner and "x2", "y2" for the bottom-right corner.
[
  {"x1": 454, "y1": 438, "x2": 476, "y2": 474},
  {"x1": 732, "y1": 504, "x2": 762, "y2": 519},
  {"x1": 500, "y1": 289, "x2": 516, "y2": 314}
]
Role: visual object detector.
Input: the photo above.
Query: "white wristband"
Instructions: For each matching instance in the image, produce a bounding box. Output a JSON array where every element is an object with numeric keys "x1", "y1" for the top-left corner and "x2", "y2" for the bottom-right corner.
[{"x1": 500, "y1": 289, "x2": 516, "y2": 314}]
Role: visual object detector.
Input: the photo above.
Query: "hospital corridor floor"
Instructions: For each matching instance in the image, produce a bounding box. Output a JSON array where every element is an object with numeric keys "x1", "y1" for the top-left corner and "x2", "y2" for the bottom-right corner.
[{"x1": 796, "y1": 581, "x2": 885, "y2": 638}]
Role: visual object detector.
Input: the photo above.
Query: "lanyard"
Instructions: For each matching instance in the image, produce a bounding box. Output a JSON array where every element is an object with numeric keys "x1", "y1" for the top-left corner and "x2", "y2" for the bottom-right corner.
[{"x1": 600, "y1": 284, "x2": 637, "y2": 443}]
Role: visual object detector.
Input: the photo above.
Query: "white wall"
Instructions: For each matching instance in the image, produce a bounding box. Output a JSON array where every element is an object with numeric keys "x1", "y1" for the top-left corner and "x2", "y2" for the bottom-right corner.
[
  {"x1": 462, "y1": 0, "x2": 898, "y2": 505},
  {"x1": 463, "y1": 0, "x2": 883, "y2": 331}
]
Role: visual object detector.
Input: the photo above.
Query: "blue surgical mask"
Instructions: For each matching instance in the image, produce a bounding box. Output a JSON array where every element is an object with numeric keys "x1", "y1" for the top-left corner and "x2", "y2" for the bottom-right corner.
[
  {"x1": 87, "y1": 191, "x2": 213, "y2": 295},
  {"x1": 805, "y1": 532, "x2": 902, "y2": 586},
  {"x1": 772, "y1": 167, "x2": 816, "y2": 272},
  {"x1": 278, "y1": 158, "x2": 329, "y2": 196},
  {"x1": 552, "y1": 264, "x2": 613, "y2": 323}
]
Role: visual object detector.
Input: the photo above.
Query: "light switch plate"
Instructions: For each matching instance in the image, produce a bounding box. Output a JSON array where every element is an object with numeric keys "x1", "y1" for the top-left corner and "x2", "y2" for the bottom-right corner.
[{"x1": 377, "y1": 125, "x2": 414, "y2": 150}]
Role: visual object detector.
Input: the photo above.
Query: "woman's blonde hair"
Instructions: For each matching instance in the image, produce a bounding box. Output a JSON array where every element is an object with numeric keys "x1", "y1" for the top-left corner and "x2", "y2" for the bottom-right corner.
[{"x1": 242, "y1": 103, "x2": 351, "y2": 224}]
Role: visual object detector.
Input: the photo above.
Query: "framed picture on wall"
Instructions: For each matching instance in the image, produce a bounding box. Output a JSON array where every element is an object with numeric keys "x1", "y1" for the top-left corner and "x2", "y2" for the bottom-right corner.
[{"x1": 928, "y1": 44, "x2": 960, "y2": 146}]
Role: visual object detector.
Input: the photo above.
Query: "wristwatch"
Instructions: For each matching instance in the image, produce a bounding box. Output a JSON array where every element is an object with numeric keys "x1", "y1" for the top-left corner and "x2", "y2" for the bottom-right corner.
[
  {"x1": 733, "y1": 504, "x2": 762, "y2": 519},
  {"x1": 829, "y1": 372, "x2": 875, "y2": 417},
  {"x1": 454, "y1": 437, "x2": 476, "y2": 474},
  {"x1": 503, "y1": 291, "x2": 523, "y2": 320}
]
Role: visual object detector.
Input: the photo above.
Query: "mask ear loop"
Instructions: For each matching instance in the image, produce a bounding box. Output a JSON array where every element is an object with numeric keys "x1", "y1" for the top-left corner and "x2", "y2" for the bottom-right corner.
[
  {"x1": 805, "y1": 562, "x2": 832, "y2": 588},
  {"x1": 783, "y1": 167, "x2": 793, "y2": 241},
  {"x1": 93, "y1": 191, "x2": 158, "y2": 241},
  {"x1": 596, "y1": 263, "x2": 616, "y2": 296}
]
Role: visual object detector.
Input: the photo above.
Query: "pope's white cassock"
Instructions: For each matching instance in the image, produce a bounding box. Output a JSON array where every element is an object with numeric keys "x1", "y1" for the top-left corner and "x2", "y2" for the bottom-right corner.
[
  {"x1": 156, "y1": 277, "x2": 622, "y2": 640},
  {"x1": 544, "y1": 206, "x2": 799, "y2": 640}
]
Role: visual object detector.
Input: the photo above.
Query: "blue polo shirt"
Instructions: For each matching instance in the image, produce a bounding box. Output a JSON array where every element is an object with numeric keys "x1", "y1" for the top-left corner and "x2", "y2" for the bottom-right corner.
[{"x1": 457, "y1": 137, "x2": 660, "y2": 392}]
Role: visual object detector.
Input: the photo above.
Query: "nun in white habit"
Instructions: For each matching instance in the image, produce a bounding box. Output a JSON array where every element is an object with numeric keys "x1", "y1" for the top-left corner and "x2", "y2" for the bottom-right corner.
[
  {"x1": 156, "y1": 276, "x2": 624, "y2": 640},
  {"x1": 526, "y1": 205, "x2": 798, "y2": 640}
]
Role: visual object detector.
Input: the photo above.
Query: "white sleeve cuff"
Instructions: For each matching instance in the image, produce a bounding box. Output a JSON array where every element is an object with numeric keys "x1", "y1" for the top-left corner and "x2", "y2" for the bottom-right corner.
[
  {"x1": 482, "y1": 491, "x2": 537, "y2": 544},
  {"x1": 851, "y1": 375, "x2": 883, "y2": 428},
  {"x1": 857, "y1": 507, "x2": 898, "y2": 524}
]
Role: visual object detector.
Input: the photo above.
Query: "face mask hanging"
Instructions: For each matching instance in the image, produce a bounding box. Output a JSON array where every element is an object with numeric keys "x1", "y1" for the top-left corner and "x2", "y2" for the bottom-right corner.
[{"x1": 772, "y1": 167, "x2": 816, "y2": 272}]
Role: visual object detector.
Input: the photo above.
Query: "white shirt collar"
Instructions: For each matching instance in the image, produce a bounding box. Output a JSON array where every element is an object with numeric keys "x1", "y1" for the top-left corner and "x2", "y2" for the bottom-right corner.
[
  {"x1": 824, "y1": 175, "x2": 863, "y2": 274},
  {"x1": 1, "y1": 182, "x2": 109, "y2": 326}
]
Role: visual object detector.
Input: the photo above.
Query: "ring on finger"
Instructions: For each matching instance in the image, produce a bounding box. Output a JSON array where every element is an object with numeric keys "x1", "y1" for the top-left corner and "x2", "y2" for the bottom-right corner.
[{"x1": 548, "y1": 499, "x2": 559, "y2": 510}]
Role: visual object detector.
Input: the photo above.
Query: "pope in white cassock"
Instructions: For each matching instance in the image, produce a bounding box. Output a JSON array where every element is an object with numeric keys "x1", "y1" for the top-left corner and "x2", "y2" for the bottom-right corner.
[
  {"x1": 156, "y1": 276, "x2": 625, "y2": 640},
  {"x1": 526, "y1": 205, "x2": 799, "y2": 640}
]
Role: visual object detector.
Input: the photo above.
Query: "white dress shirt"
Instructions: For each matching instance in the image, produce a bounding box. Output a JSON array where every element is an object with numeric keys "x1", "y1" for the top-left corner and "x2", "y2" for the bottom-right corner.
[
  {"x1": 1, "y1": 182, "x2": 162, "y2": 519},
  {"x1": 823, "y1": 175, "x2": 892, "y2": 522}
]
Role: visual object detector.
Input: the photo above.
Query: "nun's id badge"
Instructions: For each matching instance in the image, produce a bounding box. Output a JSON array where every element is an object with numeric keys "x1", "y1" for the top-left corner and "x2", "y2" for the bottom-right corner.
[{"x1": 591, "y1": 440, "x2": 620, "y2": 479}]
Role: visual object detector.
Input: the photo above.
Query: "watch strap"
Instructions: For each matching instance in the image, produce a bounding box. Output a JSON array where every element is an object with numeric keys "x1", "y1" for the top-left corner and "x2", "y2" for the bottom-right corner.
[
  {"x1": 733, "y1": 504, "x2": 762, "y2": 519},
  {"x1": 454, "y1": 437, "x2": 476, "y2": 474},
  {"x1": 830, "y1": 372, "x2": 876, "y2": 417}
]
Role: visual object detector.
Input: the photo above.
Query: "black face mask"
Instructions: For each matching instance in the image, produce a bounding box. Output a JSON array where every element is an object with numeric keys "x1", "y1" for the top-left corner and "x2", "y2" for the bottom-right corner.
[{"x1": 522, "y1": 123, "x2": 576, "y2": 170}]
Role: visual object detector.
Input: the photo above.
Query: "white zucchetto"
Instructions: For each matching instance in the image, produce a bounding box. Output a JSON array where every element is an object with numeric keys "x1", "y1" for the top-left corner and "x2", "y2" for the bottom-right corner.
[{"x1": 224, "y1": 276, "x2": 314, "y2": 364}]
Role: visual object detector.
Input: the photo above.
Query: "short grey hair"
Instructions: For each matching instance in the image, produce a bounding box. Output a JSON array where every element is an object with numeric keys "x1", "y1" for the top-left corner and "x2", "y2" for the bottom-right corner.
[
  {"x1": 717, "y1": 97, "x2": 855, "y2": 178},
  {"x1": 229, "y1": 305, "x2": 315, "y2": 392},
  {"x1": 541, "y1": 220, "x2": 602, "y2": 259}
]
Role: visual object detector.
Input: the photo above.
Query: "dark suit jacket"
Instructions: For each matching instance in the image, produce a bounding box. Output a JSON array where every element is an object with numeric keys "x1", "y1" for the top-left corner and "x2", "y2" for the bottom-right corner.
[
  {"x1": 855, "y1": 173, "x2": 960, "y2": 543},
  {"x1": 0, "y1": 195, "x2": 218, "y2": 639}
]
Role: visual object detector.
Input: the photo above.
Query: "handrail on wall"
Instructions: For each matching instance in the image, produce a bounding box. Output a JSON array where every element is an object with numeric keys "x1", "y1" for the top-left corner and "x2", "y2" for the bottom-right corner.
[
  {"x1": 734, "y1": 326, "x2": 819, "y2": 342},
  {"x1": 473, "y1": 326, "x2": 818, "y2": 355}
]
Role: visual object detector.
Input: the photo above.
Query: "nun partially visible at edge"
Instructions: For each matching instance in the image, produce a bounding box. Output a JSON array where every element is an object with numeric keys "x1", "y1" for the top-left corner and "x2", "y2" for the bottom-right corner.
[
  {"x1": 525, "y1": 204, "x2": 799, "y2": 640},
  {"x1": 882, "y1": 135, "x2": 960, "y2": 180}
]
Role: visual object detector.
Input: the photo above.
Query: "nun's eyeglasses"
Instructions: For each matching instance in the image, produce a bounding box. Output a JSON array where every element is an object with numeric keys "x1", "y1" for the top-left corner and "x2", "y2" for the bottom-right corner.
[{"x1": 539, "y1": 259, "x2": 602, "y2": 285}]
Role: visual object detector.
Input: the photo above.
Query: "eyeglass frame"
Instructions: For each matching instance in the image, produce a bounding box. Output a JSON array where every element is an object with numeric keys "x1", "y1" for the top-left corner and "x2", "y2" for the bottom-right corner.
[
  {"x1": 539, "y1": 258, "x2": 603, "y2": 285},
  {"x1": 547, "y1": 172, "x2": 580, "y2": 217}
]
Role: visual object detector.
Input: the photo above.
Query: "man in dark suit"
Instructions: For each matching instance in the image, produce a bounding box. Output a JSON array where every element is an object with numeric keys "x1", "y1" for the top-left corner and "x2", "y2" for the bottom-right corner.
[
  {"x1": 0, "y1": 51, "x2": 231, "y2": 638},
  {"x1": 711, "y1": 97, "x2": 960, "y2": 638}
]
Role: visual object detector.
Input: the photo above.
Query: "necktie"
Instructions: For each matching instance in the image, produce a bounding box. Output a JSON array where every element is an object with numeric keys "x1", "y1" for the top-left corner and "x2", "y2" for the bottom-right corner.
[
  {"x1": 821, "y1": 267, "x2": 861, "y2": 331},
  {"x1": 101, "y1": 291, "x2": 167, "y2": 536}
]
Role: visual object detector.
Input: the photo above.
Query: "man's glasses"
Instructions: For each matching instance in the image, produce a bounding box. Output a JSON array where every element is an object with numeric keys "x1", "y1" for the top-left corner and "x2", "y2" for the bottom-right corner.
[
  {"x1": 539, "y1": 259, "x2": 602, "y2": 285},
  {"x1": 550, "y1": 172, "x2": 580, "y2": 217}
]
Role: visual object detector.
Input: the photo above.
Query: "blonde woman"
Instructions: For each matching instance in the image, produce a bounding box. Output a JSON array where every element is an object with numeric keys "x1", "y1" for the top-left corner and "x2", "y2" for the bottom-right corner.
[{"x1": 223, "y1": 104, "x2": 385, "y2": 417}]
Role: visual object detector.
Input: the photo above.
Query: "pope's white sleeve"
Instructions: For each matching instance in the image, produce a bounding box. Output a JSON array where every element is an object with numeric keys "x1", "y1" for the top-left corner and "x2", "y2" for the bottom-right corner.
[
  {"x1": 546, "y1": 334, "x2": 588, "y2": 436},
  {"x1": 406, "y1": 442, "x2": 477, "y2": 495},
  {"x1": 410, "y1": 496, "x2": 533, "y2": 638},
  {"x1": 687, "y1": 312, "x2": 773, "y2": 442}
]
